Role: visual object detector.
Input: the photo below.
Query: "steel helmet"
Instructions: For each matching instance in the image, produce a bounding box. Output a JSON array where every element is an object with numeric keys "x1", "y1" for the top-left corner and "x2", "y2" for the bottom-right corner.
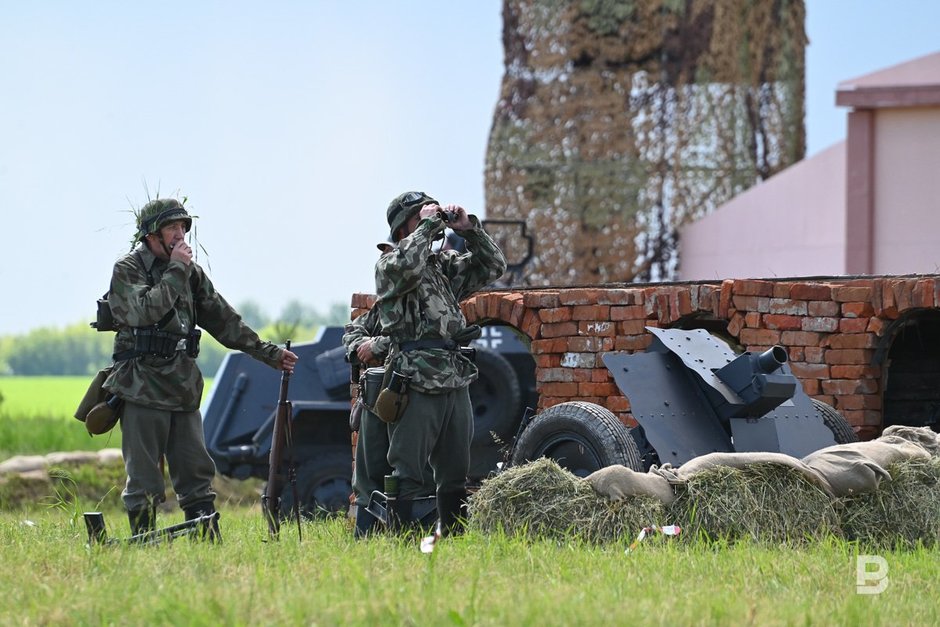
[
  {"x1": 137, "y1": 198, "x2": 192, "y2": 241},
  {"x1": 386, "y1": 191, "x2": 438, "y2": 242}
]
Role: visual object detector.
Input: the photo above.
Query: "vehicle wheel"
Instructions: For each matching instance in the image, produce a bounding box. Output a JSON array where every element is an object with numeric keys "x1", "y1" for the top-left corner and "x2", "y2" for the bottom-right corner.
[
  {"x1": 277, "y1": 450, "x2": 352, "y2": 519},
  {"x1": 811, "y1": 398, "x2": 858, "y2": 444},
  {"x1": 470, "y1": 347, "x2": 523, "y2": 448},
  {"x1": 510, "y1": 401, "x2": 643, "y2": 475}
]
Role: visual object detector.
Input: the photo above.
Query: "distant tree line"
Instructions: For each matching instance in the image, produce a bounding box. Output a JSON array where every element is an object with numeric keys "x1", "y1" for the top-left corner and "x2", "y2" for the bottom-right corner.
[{"x1": 0, "y1": 299, "x2": 351, "y2": 376}]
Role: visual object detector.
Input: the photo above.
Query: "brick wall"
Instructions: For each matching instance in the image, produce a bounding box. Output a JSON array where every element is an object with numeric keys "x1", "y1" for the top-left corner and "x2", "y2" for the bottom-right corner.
[{"x1": 352, "y1": 275, "x2": 940, "y2": 440}]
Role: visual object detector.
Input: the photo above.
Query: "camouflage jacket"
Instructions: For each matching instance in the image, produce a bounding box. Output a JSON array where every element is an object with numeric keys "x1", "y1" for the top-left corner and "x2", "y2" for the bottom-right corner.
[
  {"x1": 373, "y1": 214, "x2": 507, "y2": 393},
  {"x1": 342, "y1": 305, "x2": 391, "y2": 367},
  {"x1": 103, "y1": 243, "x2": 282, "y2": 411}
]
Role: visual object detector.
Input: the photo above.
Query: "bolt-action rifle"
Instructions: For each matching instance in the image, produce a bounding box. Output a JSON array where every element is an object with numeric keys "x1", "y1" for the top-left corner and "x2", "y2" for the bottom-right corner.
[{"x1": 261, "y1": 340, "x2": 303, "y2": 541}]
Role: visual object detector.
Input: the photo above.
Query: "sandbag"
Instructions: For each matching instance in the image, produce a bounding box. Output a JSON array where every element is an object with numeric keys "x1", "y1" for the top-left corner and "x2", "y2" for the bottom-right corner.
[
  {"x1": 801, "y1": 448, "x2": 890, "y2": 497},
  {"x1": 676, "y1": 451, "x2": 833, "y2": 496},
  {"x1": 879, "y1": 425, "x2": 940, "y2": 457},
  {"x1": 585, "y1": 464, "x2": 676, "y2": 505}
]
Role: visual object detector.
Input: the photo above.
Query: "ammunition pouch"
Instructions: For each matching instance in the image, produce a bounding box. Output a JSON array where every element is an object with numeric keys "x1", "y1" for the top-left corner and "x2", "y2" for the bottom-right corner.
[{"x1": 114, "y1": 327, "x2": 201, "y2": 361}]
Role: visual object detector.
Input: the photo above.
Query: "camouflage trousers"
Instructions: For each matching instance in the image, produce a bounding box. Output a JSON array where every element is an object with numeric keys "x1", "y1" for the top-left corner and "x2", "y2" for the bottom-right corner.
[
  {"x1": 387, "y1": 386, "x2": 473, "y2": 499},
  {"x1": 120, "y1": 400, "x2": 217, "y2": 512}
]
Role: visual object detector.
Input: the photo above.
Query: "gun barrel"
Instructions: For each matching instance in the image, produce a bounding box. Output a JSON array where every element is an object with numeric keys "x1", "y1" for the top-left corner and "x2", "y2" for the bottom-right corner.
[{"x1": 756, "y1": 345, "x2": 788, "y2": 373}]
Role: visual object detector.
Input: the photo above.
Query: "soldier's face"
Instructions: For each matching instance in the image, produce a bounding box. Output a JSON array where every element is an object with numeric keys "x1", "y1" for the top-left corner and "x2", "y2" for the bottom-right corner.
[{"x1": 146, "y1": 220, "x2": 188, "y2": 258}]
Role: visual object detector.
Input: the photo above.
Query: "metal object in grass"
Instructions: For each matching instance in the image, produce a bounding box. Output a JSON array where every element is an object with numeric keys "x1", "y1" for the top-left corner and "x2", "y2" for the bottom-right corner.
[{"x1": 83, "y1": 511, "x2": 221, "y2": 546}]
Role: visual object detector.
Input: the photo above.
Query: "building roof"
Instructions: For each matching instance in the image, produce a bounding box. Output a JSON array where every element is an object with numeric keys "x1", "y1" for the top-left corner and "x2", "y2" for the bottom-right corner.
[{"x1": 837, "y1": 50, "x2": 940, "y2": 108}]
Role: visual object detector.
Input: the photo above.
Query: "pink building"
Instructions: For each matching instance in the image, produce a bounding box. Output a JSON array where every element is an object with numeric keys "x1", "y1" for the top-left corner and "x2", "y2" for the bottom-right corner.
[{"x1": 679, "y1": 51, "x2": 940, "y2": 280}]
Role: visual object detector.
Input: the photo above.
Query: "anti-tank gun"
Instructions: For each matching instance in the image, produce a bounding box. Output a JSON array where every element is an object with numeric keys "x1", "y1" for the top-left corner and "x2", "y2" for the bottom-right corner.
[{"x1": 511, "y1": 327, "x2": 855, "y2": 474}]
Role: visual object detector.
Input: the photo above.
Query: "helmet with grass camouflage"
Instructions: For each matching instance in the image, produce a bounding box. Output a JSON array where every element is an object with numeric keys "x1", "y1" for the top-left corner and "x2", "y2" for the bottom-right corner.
[
  {"x1": 386, "y1": 191, "x2": 438, "y2": 242},
  {"x1": 137, "y1": 198, "x2": 192, "y2": 241}
]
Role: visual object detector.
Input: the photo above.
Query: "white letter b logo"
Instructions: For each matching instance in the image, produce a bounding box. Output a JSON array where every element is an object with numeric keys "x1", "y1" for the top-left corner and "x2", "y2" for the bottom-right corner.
[{"x1": 856, "y1": 555, "x2": 889, "y2": 595}]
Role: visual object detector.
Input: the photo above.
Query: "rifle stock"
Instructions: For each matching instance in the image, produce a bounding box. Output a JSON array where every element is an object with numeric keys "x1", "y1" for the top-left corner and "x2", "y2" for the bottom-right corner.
[{"x1": 262, "y1": 340, "x2": 302, "y2": 541}]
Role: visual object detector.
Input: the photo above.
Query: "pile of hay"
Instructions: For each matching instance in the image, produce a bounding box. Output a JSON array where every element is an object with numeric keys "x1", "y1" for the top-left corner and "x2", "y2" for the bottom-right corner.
[
  {"x1": 839, "y1": 457, "x2": 940, "y2": 549},
  {"x1": 669, "y1": 463, "x2": 841, "y2": 544},
  {"x1": 467, "y1": 458, "x2": 665, "y2": 543}
]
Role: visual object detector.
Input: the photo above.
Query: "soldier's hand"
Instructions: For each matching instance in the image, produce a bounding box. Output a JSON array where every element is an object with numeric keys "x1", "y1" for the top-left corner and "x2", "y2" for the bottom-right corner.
[
  {"x1": 170, "y1": 241, "x2": 193, "y2": 266},
  {"x1": 418, "y1": 204, "x2": 441, "y2": 220},
  {"x1": 357, "y1": 339, "x2": 378, "y2": 365},
  {"x1": 442, "y1": 204, "x2": 471, "y2": 230},
  {"x1": 279, "y1": 349, "x2": 299, "y2": 373}
]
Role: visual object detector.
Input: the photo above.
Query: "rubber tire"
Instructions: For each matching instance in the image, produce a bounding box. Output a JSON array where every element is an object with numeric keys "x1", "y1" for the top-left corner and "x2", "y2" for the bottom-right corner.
[
  {"x1": 277, "y1": 450, "x2": 352, "y2": 519},
  {"x1": 469, "y1": 347, "x2": 523, "y2": 447},
  {"x1": 510, "y1": 401, "x2": 643, "y2": 476},
  {"x1": 811, "y1": 398, "x2": 858, "y2": 444}
]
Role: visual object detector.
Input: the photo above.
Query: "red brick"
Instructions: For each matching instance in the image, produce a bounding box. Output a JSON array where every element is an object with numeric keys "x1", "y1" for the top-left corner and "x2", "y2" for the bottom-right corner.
[
  {"x1": 733, "y1": 279, "x2": 774, "y2": 296},
  {"x1": 838, "y1": 318, "x2": 868, "y2": 333},
  {"x1": 804, "y1": 347, "x2": 825, "y2": 363},
  {"x1": 808, "y1": 300, "x2": 840, "y2": 317},
  {"x1": 615, "y1": 336, "x2": 652, "y2": 351},
  {"x1": 541, "y1": 321, "x2": 578, "y2": 338},
  {"x1": 841, "y1": 302, "x2": 875, "y2": 318},
  {"x1": 789, "y1": 362, "x2": 829, "y2": 379},
  {"x1": 832, "y1": 286, "x2": 872, "y2": 302},
  {"x1": 791, "y1": 283, "x2": 832, "y2": 300},
  {"x1": 596, "y1": 289, "x2": 636, "y2": 305},
  {"x1": 579, "y1": 320, "x2": 616, "y2": 337},
  {"x1": 739, "y1": 328, "x2": 781, "y2": 346},
  {"x1": 733, "y1": 295, "x2": 771, "y2": 313},
  {"x1": 763, "y1": 314, "x2": 803, "y2": 330},
  {"x1": 830, "y1": 364, "x2": 881, "y2": 379},
  {"x1": 836, "y1": 394, "x2": 881, "y2": 410},
  {"x1": 913, "y1": 279, "x2": 936, "y2": 308},
  {"x1": 534, "y1": 354, "x2": 559, "y2": 368},
  {"x1": 824, "y1": 349, "x2": 874, "y2": 365},
  {"x1": 522, "y1": 291, "x2": 560, "y2": 308},
  {"x1": 610, "y1": 305, "x2": 646, "y2": 320},
  {"x1": 567, "y1": 337, "x2": 608, "y2": 352},
  {"x1": 867, "y1": 317, "x2": 886, "y2": 335},
  {"x1": 607, "y1": 396, "x2": 630, "y2": 413},
  {"x1": 539, "y1": 307, "x2": 572, "y2": 323},
  {"x1": 802, "y1": 317, "x2": 839, "y2": 332},
  {"x1": 744, "y1": 311, "x2": 761, "y2": 328},
  {"x1": 788, "y1": 347, "x2": 805, "y2": 361},
  {"x1": 769, "y1": 298, "x2": 808, "y2": 315},
  {"x1": 579, "y1": 382, "x2": 619, "y2": 397},
  {"x1": 773, "y1": 282, "x2": 793, "y2": 298},
  {"x1": 822, "y1": 379, "x2": 879, "y2": 395},
  {"x1": 572, "y1": 304, "x2": 609, "y2": 321},
  {"x1": 780, "y1": 330, "x2": 821, "y2": 346},
  {"x1": 727, "y1": 312, "x2": 745, "y2": 337},
  {"x1": 521, "y1": 309, "x2": 541, "y2": 340},
  {"x1": 539, "y1": 382, "x2": 579, "y2": 397},
  {"x1": 559, "y1": 288, "x2": 605, "y2": 306},
  {"x1": 530, "y1": 338, "x2": 568, "y2": 354},
  {"x1": 619, "y1": 319, "x2": 650, "y2": 336},
  {"x1": 800, "y1": 379, "x2": 820, "y2": 395},
  {"x1": 827, "y1": 333, "x2": 877, "y2": 349},
  {"x1": 718, "y1": 280, "x2": 734, "y2": 318}
]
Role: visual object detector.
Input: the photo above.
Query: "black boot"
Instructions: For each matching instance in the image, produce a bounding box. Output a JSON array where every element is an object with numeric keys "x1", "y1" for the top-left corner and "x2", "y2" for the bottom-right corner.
[
  {"x1": 435, "y1": 489, "x2": 468, "y2": 537},
  {"x1": 127, "y1": 505, "x2": 156, "y2": 537},
  {"x1": 183, "y1": 503, "x2": 221, "y2": 543},
  {"x1": 354, "y1": 505, "x2": 377, "y2": 539}
]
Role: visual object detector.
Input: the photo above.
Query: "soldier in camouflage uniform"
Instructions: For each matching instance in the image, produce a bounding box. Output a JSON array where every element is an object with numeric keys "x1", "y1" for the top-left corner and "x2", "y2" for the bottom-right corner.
[
  {"x1": 342, "y1": 301, "x2": 436, "y2": 537},
  {"x1": 104, "y1": 197, "x2": 298, "y2": 540},
  {"x1": 371, "y1": 191, "x2": 506, "y2": 535}
]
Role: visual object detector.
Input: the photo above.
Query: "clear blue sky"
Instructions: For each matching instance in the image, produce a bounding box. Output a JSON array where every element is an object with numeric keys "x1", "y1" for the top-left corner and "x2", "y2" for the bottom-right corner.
[{"x1": 1, "y1": 0, "x2": 938, "y2": 335}]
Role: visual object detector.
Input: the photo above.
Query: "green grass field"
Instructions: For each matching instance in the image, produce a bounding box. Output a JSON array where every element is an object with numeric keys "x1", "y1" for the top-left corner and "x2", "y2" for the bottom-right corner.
[
  {"x1": 0, "y1": 509, "x2": 937, "y2": 626},
  {"x1": 0, "y1": 376, "x2": 213, "y2": 458}
]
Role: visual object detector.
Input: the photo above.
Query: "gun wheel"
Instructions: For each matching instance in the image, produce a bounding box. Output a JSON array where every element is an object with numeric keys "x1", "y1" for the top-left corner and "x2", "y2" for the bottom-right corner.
[
  {"x1": 510, "y1": 401, "x2": 643, "y2": 475},
  {"x1": 811, "y1": 398, "x2": 858, "y2": 444},
  {"x1": 277, "y1": 450, "x2": 352, "y2": 519}
]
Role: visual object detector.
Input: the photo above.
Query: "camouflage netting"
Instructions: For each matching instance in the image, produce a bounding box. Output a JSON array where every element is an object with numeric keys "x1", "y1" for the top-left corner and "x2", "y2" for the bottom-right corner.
[
  {"x1": 485, "y1": 0, "x2": 806, "y2": 284},
  {"x1": 469, "y1": 456, "x2": 940, "y2": 547}
]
